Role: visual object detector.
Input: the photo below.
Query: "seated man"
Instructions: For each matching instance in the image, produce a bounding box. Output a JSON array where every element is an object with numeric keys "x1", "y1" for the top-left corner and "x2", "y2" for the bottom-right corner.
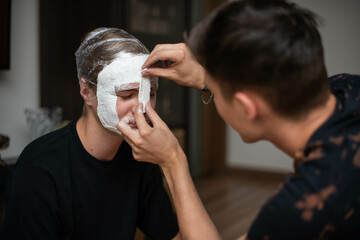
[{"x1": 0, "y1": 27, "x2": 179, "y2": 240}]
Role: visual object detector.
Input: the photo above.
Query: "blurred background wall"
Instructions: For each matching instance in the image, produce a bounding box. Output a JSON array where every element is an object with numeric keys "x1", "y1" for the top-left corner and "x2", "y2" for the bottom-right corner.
[{"x1": 0, "y1": 0, "x2": 39, "y2": 160}]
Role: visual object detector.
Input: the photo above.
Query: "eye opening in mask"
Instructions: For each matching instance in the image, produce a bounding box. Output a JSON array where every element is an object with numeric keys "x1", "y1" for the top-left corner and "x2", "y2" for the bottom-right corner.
[{"x1": 114, "y1": 79, "x2": 159, "y2": 92}]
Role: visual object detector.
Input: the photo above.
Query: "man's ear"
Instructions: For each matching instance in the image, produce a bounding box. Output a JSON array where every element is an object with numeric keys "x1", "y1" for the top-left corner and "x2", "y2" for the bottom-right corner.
[
  {"x1": 79, "y1": 78, "x2": 96, "y2": 106},
  {"x1": 234, "y1": 92, "x2": 258, "y2": 121}
]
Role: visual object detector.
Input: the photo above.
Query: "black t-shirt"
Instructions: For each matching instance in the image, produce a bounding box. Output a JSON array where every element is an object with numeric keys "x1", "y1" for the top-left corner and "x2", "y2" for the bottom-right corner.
[
  {"x1": 0, "y1": 121, "x2": 179, "y2": 240},
  {"x1": 247, "y1": 74, "x2": 360, "y2": 240}
]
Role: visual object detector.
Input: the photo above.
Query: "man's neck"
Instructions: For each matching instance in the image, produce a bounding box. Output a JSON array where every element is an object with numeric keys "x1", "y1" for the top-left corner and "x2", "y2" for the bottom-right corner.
[
  {"x1": 266, "y1": 94, "x2": 337, "y2": 158},
  {"x1": 76, "y1": 113, "x2": 123, "y2": 161}
]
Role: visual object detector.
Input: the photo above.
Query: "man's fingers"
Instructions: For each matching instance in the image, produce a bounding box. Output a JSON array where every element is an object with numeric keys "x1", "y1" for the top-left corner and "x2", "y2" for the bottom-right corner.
[
  {"x1": 142, "y1": 48, "x2": 183, "y2": 69},
  {"x1": 145, "y1": 102, "x2": 166, "y2": 128},
  {"x1": 142, "y1": 67, "x2": 177, "y2": 81},
  {"x1": 134, "y1": 103, "x2": 152, "y2": 135}
]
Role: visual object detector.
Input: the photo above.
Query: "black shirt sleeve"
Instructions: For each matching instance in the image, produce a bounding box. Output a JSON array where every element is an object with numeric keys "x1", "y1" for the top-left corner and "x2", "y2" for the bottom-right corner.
[
  {"x1": 1, "y1": 162, "x2": 61, "y2": 240},
  {"x1": 137, "y1": 164, "x2": 179, "y2": 240}
]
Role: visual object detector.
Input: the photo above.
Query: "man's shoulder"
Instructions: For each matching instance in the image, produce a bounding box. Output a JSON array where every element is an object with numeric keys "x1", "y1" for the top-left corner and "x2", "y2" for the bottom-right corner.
[
  {"x1": 250, "y1": 135, "x2": 360, "y2": 235},
  {"x1": 248, "y1": 164, "x2": 360, "y2": 239},
  {"x1": 312, "y1": 73, "x2": 360, "y2": 145}
]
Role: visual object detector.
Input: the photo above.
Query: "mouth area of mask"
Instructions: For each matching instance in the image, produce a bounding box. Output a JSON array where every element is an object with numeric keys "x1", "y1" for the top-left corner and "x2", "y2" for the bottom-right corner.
[{"x1": 96, "y1": 53, "x2": 158, "y2": 134}]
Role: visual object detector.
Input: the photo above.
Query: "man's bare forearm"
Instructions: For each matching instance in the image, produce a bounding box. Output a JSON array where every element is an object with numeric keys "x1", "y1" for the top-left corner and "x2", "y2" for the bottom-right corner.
[{"x1": 161, "y1": 151, "x2": 221, "y2": 240}]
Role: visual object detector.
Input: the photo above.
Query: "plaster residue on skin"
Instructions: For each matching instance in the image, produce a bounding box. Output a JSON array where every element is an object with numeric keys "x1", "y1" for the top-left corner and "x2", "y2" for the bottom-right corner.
[
  {"x1": 96, "y1": 53, "x2": 157, "y2": 134},
  {"x1": 295, "y1": 184, "x2": 337, "y2": 222},
  {"x1": 121, "y1": 116, "x2": 136, "y2": 125}
]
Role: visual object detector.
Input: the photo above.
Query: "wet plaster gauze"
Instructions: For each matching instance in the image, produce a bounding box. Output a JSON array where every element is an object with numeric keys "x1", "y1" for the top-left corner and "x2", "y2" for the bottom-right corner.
[{"x1": 97, "y1": 53, "x2": 154, "y2": 134}]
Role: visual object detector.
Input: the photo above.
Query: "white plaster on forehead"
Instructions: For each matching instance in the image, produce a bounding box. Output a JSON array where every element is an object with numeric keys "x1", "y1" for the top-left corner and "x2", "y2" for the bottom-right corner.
[
  {"x1": 100, "y1": 53, "x2": 150, "y2": 86},
  {"x1": 96, "y1": 53, "x2": 156, "y2": 134}
]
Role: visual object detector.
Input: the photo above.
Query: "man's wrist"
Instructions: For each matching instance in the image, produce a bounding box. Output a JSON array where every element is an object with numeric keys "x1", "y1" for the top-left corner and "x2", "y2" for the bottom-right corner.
[
  {"x1": 161, "y1": 153, "x2": 191, "y2": 199},
  {"x1": 161, "y1": 147, "x2": 188, "y2": 179},
  {"x1": 196, "y1": 65, "x2": 206, "y2": 90}
]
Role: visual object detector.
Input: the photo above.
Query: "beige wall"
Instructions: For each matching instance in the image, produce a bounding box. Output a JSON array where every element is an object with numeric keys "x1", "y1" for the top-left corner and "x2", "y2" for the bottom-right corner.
[{"x1": 0, "y1": 0, "x2": 39, "y2": 159}]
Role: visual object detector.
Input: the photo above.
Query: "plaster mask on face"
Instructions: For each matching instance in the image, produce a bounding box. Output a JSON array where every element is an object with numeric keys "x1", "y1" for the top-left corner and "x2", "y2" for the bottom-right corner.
[{"x1": 96, "y1": 53, "x2": 158, "y2": 134}]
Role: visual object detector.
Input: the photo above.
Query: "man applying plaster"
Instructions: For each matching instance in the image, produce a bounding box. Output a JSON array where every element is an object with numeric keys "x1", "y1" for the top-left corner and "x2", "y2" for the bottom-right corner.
[
  {"x1": 1, "y1": 28, "x2": 180, "y2": 240},
  {"x1": 117, "y1": 0, "x2": 360, "y2": 239}
]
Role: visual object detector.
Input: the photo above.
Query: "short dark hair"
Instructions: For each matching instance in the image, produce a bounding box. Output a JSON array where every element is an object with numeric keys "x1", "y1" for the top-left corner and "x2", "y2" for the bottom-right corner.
[{"x1": 188, "y1": 0, "x2": 330, "y2": 118}]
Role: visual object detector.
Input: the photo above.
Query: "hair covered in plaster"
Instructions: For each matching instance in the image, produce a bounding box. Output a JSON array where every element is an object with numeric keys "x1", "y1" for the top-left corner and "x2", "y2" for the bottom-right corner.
[{"x1": 75, "y1": 27, "x2": 150, "y2": 87}]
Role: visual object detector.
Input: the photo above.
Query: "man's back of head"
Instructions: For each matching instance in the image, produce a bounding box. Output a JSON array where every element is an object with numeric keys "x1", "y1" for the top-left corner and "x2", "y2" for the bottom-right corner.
[{"x1": 188, "y1": 0, "x2": 330, "y2": 119}]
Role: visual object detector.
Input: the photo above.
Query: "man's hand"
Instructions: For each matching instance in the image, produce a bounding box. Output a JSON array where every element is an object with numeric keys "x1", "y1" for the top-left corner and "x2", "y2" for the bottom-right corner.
[
  {"x1": 118, "y1": 102, "x2": 221, "y2": 240},
  {"x1": 117, "y1": 102, "x2": 186, "y2": 171},
  {"x1": 142, "y1": 43, "x2": 206, "y2": 90}
]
